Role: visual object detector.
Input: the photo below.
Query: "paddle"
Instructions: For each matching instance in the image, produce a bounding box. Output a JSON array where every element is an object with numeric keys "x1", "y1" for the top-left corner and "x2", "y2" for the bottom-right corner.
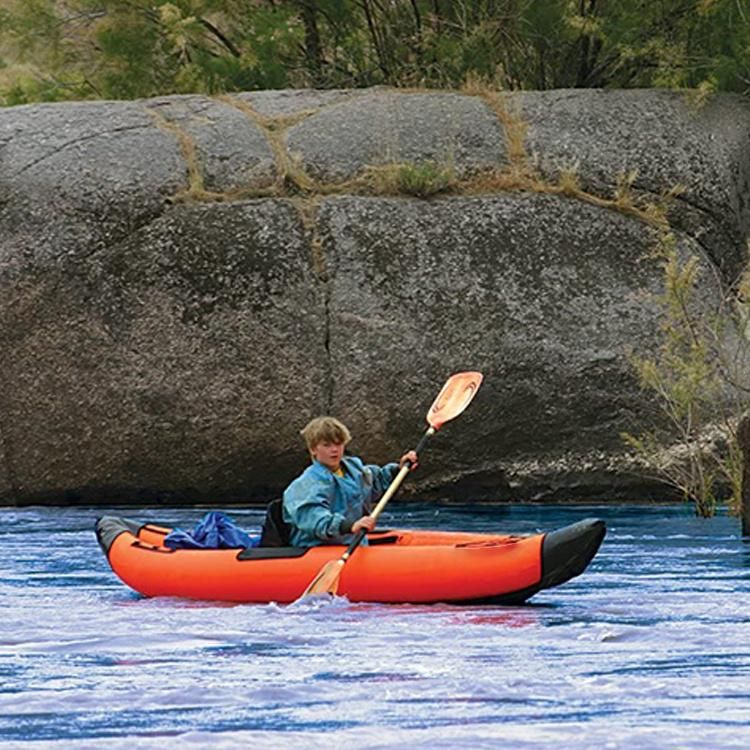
[{"x1": 300, "y1": 370, "x2": 484, "y2": 598}]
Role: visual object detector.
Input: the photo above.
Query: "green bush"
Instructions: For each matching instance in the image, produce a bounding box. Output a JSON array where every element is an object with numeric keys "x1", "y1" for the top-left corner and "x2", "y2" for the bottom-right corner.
[{"x1": 624, "y1": 233, "x2": 748, "y2": 517}]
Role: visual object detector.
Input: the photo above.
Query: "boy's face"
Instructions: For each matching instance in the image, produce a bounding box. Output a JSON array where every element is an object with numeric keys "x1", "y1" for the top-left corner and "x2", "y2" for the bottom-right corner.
[{"x1": 311, "y1": 441, "x2": 345, "y2": 471}]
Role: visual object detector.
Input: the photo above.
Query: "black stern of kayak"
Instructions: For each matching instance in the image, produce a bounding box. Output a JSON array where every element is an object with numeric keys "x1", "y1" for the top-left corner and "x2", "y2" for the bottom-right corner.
[
  {"x1": 95, "y1": 516, "x2": 143, "y2": 555},
  {"x1": 539, "y1": 517, "x2": 606, "y2": 591}
]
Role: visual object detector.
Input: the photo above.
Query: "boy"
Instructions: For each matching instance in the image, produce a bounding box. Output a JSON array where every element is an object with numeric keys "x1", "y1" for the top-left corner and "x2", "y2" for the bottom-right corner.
[{"x1": 282, "y1": 416, "x2": 417, "y2": 548}]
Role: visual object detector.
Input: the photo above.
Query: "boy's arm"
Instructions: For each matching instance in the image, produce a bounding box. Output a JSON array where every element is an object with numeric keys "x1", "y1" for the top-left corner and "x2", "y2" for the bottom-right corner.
[
  {"x1": 367, "y1": 450, "x2": 418, "y2": 500},
  {"x1": 368, "y1": 462, "x2": 399, "y2": 498}
]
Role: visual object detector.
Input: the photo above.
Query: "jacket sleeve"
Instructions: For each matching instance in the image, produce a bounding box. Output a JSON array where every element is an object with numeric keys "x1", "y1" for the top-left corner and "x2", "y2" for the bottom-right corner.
[
  {"x1": 283, "y1": 474, "x2": 347, "y2": 541},
  {"x1": 367, "y1": 462, "x2": 399, "y2": 499}
]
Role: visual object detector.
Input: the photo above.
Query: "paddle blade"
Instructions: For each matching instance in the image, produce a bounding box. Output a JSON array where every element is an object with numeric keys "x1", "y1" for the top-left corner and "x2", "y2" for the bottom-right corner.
[
  {"x1": 427, "y1": 371, "x2": 483, "y2": 429},
  {"x1": 302, "y1": 558, "x2": 345, "y2": 597}
]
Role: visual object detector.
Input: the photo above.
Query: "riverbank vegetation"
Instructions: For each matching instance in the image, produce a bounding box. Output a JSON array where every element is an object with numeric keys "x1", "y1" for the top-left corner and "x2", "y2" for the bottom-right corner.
[
  {"x1": 1, "y1": 1, "x2": 748, "y2": 105},
  {"x1": 625, "y1": 232, "x2": 750, "y2": 518}
]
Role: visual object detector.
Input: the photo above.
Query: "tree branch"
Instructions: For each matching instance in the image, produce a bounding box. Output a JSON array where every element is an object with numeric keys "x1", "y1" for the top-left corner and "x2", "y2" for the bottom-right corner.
[{"x1": 198, "y1": 17, "x2": 241, "y2": 58}]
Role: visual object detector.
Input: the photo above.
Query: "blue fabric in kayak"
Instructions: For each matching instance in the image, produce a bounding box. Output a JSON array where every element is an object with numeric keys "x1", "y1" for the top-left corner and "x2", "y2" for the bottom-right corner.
[{"x1": 164, "y1": 511, "x2": 260, "y2": 550}]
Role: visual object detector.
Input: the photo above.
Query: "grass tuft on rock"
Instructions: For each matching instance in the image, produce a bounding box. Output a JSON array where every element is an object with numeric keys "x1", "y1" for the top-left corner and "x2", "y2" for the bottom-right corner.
[{"x1": 363, "y1": 161, "x2": 456, "y2": 198}]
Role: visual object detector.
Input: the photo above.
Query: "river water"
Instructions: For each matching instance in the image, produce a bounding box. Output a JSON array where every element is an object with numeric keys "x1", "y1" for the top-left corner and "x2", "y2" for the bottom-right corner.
[{"x1": 1, "y1": 503, "x2": 748, "y2": 749}]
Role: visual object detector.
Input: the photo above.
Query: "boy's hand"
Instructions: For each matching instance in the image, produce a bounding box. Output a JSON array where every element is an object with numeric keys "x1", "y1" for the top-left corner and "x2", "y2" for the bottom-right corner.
[
  {"x1": 351, "y1": 515, "x2": 376, "y2": 534},
  {"x1": 399, "y1": 450, "x2": 419, "y2": 471}
]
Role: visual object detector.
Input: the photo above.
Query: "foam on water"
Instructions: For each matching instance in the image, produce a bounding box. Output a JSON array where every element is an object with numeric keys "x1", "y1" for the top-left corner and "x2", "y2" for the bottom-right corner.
[{"x1": 0, "y1": 503, "x2": 748, "y2": 748}]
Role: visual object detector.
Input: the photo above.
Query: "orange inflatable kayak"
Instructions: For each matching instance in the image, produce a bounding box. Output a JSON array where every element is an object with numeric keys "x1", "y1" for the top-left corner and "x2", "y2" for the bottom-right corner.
[{"x1": 96, "y1": 516, "x2": 605, "y2": 605}]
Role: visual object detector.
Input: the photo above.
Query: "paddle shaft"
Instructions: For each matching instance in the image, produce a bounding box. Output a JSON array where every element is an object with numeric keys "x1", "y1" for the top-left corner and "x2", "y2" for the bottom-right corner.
[{"x1": 338, "y1": 426, "x2": 436, "y2": 562}]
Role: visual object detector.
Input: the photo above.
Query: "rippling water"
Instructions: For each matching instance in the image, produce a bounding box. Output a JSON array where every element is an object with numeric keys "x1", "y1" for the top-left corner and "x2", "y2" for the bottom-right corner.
[{"x1": 1, "y1": 503, "x2": 748, "y2": 749}]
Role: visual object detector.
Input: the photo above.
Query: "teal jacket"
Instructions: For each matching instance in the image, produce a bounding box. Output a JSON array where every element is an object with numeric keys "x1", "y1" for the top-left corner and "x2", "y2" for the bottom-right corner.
[{"x1": 282, "y1": 456, "x2": 398, "y2": 548}]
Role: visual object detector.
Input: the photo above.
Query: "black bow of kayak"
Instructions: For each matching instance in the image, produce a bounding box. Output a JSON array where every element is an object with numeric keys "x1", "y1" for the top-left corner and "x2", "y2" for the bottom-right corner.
[
  {"x1": 539, "y1": 518, "x2": 607, "y2": 590},
  {"x1": 453, "y1": 518, "x2": 607, "y2": 606}
]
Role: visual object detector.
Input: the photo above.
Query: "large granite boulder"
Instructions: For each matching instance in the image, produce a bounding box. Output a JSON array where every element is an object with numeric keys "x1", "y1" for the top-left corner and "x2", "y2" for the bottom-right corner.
[
  {"x1": 0, "y1": 87, "x2": 748, "y2": 505},
  {"x1": 319, "y1": 193, "x2": 719, "y2": 500},
  {"x1": 285, "y1": 90, "x2": 508, "y2": 179},
  {"x1": 519, "y1": 89, "x2": 750, "y2": 282},
  {"x1": 0, "y1": 200, "x2": 325, "y2": 503}
]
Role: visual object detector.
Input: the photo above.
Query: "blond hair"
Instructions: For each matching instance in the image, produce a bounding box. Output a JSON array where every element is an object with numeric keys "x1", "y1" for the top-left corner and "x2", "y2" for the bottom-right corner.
[{"x1": 300, "y1": 416, "x2": 352, "y2": 451}]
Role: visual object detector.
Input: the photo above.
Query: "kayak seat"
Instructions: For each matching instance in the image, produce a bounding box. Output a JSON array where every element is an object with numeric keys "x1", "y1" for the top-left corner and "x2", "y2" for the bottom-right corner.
[{"x1": 259, "y1": 497, "x2": 292, "y2": 547}]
